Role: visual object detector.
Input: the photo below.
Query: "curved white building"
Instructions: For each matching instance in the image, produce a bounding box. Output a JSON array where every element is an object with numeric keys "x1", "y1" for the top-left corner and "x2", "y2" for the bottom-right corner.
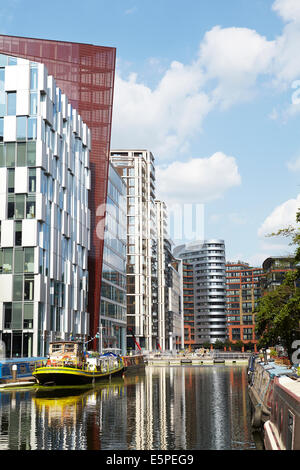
[{"x1": 174, "y1": 239, "x2": 227, "y2": 345}]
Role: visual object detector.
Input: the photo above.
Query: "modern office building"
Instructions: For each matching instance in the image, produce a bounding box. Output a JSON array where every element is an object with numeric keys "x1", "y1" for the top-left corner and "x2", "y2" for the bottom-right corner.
[
  {"x1": 110, "y1": 150, "x2": 157, "y2": 351},
  {"x1": 261, "y1": 256, "x2": 296, "y2": 292},
  {"x1": 174, "y1": 240, "x2": 227, "y2": 347},
  {"x1": 100, "y1": 162, "x2": 127, "y2": 355},
  {"x1": 181, "y1": 260, "x2": 195, "y2": 349},
  {"x1": 0, "y1": 35, "x2": 116, "y2": 349},
  {"x1": 155, "y1": 200, "x2": 183, "y2": 351},
  {"x1": 0, "y1": 53, "x2": 91, "y2": 357},
  {"x1": 226, "y1": 261, "x2": 263, "y2": 349},
  {"x1": 167, "y1": 257, "x2": 184, "y2": 351}
]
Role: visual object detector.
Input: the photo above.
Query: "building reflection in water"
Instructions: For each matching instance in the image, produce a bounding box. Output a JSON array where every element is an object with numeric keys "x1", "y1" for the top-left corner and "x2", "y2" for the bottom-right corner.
[{"x1": 0, "y1": 366, "x2": 258, "y2": 450}]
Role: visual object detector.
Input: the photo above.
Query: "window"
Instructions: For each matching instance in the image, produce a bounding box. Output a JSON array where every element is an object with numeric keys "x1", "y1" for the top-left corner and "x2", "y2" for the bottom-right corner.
[
  {"x1": 243, "y1": 328, "x2": 253, "y2": 340},
  {"x1": 12, "y1": 302, "x2": 22, "y2": 329},
  {"x1": 232, "y1": 328, "x2": 241, "y2": 340},
  {"x1": 24, "y1": 275, "x2": 34, "y2": 301},
  {"x1": 6, "y1": 143, "x2": 15, "y2": 167},
  {"x1": 7, "y1": 195, "x2": 14, "y2": 219},
  {"x1": 26, "y1": 195, "x2": 35, "y2": 219},
  {"x1": 0, "y1": 91, "x2": 5, "y2": 117},
  {"x1": 24, "y1": 248, "x2": 34, "y2": 273},
  {"x1": 28, "y1": 117, "x2": 37, "y2": 140},
  {"x1": 13, "y1": 274, "x2": 23, "y2": 301},
  {"x1": 28, "y1": 168, "x2": 36, "y2": 192},
  {"x1": 7, "y1": 92, "x2": 16, "y2": 115},
  {"x1": 0, "y1": 68, "x2": 4, "y2": 90},
  {"x1": 30, "y1": 66, "x2": 38, "y2": 90},
  {"x1": 24, "y1": 303, "x2": 33, "y2": 329},
  {"x1": 16, "y1": 116, "x2": 27, "y2": 141},
  {"x1": 14, "y1": 221, "x2": 22, "y2": 246},
  {"x1": 30, "y1": 92, "x2": 38, "y2": 115},
  {"x1": 15, "y1": 194, "x2": 25, "y2": 219},
  {"x1": 14, "y1": 248, "x2": 24, "y2": 273},
  {"x1": 27, "y1": 141, "x2": 36, "y2": 165},
  {"x1": 4, "y1": 302, "x2": 12, "y2": 328},
  {"x1": 7, "y1": 168, "x2": 14, "y2": 193},
  {"x1": 3, "y1": 248, "x2": 13, "y2": 273},
  {"x1": 17, "y1": 143, "x2": 26, "y2": 166},
  {"x1": 0, "y1": 143, "x2": 4, "y2": 166}
]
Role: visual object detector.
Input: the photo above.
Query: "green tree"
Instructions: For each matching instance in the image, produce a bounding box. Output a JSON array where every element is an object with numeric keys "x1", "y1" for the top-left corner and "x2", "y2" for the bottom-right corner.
[
  {"x1": 255, "y1": 268, "x2": 300, "y2": 359},
  {"x1": 256, "y1": 209, "x2": 300, "y2": 359}
]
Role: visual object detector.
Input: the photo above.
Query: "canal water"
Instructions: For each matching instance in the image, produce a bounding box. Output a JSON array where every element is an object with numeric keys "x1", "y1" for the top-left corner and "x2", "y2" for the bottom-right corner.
[{"x1": 0, "y1": 365, "x2": 263, "y2": 451}]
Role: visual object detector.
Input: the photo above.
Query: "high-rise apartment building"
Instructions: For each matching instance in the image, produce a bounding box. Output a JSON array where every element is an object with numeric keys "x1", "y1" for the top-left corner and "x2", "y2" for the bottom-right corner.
[
  {"x1": 100, "y1": 162, "x2": 127, "y2": 355},
  {"x1": 110, "y1": 150, "x2": 157, "y2": 351},
  {"x1": 181, "y1": 261, "x2": 195, "y2": 349},
  {"x1": 226, "y1": 261, "x2": 263, "y2": 348},
  {"x1": 174, "y1": 240, "x2": 227, "y2": 347},
  {"x1": 155, "y1": 200, "x2": 183, "y2": 351},
  {"x1": 0, "y1": 35, "x2": 116, "y2": 348},
  {"x1": 0, "y1": 53, "x2": 90, "y2": 357},
  {"x1": 261, "y1": 256, "x2": 296, "y2": 292}
]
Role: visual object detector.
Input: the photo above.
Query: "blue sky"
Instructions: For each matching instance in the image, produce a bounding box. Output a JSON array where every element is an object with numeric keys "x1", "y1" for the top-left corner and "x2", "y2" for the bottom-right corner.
[{"x1": 2, "y1": 0, "x2": 300, "y2": 266}]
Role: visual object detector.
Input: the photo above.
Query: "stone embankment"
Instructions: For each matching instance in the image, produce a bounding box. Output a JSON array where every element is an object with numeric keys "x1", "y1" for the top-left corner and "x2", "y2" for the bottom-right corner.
[{"x1": 146, "y1": 352, "x2": 250, "y2": 366}]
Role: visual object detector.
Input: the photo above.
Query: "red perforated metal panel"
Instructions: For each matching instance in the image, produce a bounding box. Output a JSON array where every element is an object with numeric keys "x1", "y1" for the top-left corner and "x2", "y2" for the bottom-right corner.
[{"x1": 0, "y1": 35, "x2": 116, "y2": 345}]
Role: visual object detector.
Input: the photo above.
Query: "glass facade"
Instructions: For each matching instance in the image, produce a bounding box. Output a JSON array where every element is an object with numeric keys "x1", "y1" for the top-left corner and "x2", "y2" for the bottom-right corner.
[{"x1": 100, "y1": 163, "x2": 127, "y2": 355}]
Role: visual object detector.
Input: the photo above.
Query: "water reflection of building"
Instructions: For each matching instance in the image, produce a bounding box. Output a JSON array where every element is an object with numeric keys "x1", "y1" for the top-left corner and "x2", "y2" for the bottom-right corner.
[
  {"x1": 0, "y1": 384, "x2": 126, "y2": 450},
  {"x1": 134, "y1": 366, "x2": 255, "y2": 450},
  {"x1": 0, "y1": 367, "x2": 257, "y2": 450}
]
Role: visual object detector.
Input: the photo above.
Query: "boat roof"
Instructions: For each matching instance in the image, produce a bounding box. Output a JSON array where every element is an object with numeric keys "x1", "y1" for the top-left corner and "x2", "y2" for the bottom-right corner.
[
  {"x1": 278, "y1": 376, "x2": 300, "y2": 399},
  {"x1": 260, "y1": 361, "x2": 297, "y2": 378}
]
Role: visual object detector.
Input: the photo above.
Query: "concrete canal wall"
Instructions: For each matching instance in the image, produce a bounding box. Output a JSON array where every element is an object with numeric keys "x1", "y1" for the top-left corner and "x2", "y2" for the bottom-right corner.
[{"x1": 146, "y1": 353, "x2": 250, "y2": 366}]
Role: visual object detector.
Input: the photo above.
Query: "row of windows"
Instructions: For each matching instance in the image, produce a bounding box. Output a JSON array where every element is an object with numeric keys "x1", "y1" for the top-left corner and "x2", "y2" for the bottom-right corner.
[
  {"x1": 7, "y1": 168, "x2": 36, "y2": 193},
  {"x1": 0, "y1": 141, "x2": 36, "y2": 167},
  {"x1": 0, "y1": 247, "x2": 34, "y2": 274},
  {"x1": 0, "y1": 115, "x2": 37, "y2": 142},
  {"x1": 7, "y1": 193, "x2": 36, "y2": 219},
  {"x1": 3, "y1": 302, "x2": 34, "y2": 330}
]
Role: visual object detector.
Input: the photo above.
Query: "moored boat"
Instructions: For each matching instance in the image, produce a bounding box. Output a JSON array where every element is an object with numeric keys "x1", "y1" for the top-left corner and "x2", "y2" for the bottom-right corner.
[
  {"x1": 122, "y1": 353, "x2": 145, "y2": 372},
  {"x1": 264, "y1": 376, "x2": 300, "y2": 450},
  {"x1": 33, "y1": 341, "x2": 125, "y2": 386},
  {"x1": 248, "y1": 354, "x2": 298, "y2": 429}
]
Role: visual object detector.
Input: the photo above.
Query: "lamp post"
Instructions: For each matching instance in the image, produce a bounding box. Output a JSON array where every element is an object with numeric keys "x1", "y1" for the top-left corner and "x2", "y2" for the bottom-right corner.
[{"x1": 98, "y1": 324, "x2": 104, "y2": 355}]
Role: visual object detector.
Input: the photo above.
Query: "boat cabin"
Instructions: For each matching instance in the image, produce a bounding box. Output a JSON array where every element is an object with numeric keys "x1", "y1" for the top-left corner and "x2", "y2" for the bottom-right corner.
[
  {"x1": 49, "y1": 341, "x2": 84, "y2": 365},
  {"x1": 264, "y1": 376, "x2": 300, "y2": 450}
]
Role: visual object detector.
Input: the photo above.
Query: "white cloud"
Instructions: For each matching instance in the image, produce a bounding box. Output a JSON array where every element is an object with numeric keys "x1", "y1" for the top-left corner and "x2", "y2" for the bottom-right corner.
[
  {"x1": 198, "y1": 26, "x2": 276, "y2": 108},
  {"x1": 155, "y1": 152, "x2": 241, "y2": 205},
  {"x1": 272, "y1": 0, "x2": 300, "y2": 23},
  {"x1": 111, "y1": 0, "x2": 300, "y2": 169},
  {"x1": 111, "y1": 61, "x2": 212, "y2": 158},
  {"x1": 257, "y1": 193, "x2": 300, "y2": 237}
]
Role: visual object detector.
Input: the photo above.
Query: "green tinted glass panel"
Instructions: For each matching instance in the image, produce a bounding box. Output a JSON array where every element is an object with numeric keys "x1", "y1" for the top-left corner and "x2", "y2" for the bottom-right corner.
[
  {"x1": 27, "y1": 141, "x2": 36, "y2": 165},
  {"x1": 24, "y1": 248, "x2": 34, "y2": 273},
  {"x1": 6, "y1": 143, "x2": 15, "y2": 167},
  {"x1": 0, "y1": 144, "x2": 4, "y2": 167},
  {"x1": 14, "y1": 249, "x2": 24, "y2": 273},
  {"x1": 3, "y1": 248, "x2": 13, "y2": 273},
  {"x1": 15, "y1": 195, "x2": 25, "y2": 219},
  {"x1": 12, "y1": 302, "x2": 22, "y2": 329},
  {"x1": 13, "y1": 275, "x2": 23, "y2": 301},
  {"x1": 17, "y1": 143, "x2": 26, "y2": 166}
]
